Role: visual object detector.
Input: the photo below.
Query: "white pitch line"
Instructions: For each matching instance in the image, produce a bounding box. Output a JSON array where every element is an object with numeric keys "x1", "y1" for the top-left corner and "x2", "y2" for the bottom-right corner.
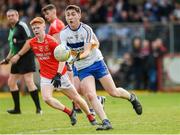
[{"x1": 18, "y1": 124, "x2": 97, "y2": 134}]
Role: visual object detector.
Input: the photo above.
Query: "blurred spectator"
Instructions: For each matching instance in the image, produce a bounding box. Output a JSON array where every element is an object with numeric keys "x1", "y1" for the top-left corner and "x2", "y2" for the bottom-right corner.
[
  {"x1": 89, "y1": 0, "x2": 107, "y2": 23},
  {"x1": 141, "y1": 39, "x2": 151, "y2": 89},
  {"x1": 147, "y1": 38, "x2": 167, "y2": 91},
  {"x1": 131, "y1": 37, "x2": 143, "y2": 89},
  {"x1": 115, "y1": 52, "x2": 134, "y2": 89},
  {"x1": 170, "y1": 1, "x2": 180, "y2": 22}
]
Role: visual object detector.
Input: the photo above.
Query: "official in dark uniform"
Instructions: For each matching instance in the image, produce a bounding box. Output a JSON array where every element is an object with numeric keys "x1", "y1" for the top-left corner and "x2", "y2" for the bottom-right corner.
[{"x1": 0, "y1": 9, "x2": 42, "y2": 114}]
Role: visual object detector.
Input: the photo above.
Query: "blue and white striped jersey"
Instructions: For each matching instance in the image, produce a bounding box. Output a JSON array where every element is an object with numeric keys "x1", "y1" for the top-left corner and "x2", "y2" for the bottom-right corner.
[{"x1": 60, "y1": 22, "x2": 103, "y2": 70}]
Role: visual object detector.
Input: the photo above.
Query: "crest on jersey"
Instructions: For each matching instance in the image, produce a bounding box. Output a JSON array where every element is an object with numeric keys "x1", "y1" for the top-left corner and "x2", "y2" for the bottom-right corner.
[
  {"x1": 44, "y1": 45, "x2": 50, "y2": 52},
  {"x1": 38, "y1": 46, "x2": 43, "y2": 52}
]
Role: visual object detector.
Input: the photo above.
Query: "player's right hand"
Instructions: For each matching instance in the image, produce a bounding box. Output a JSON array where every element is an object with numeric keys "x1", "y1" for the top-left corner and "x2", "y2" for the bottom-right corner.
[
  {"x1": 67, "y1": 53, "x2": 80, "y2": 65},
  {"x1": 0, "y1": 59, "x2": 9, "y2": 65},
  {"x1": 51, "y1": 73, "x2": 62, "y2": 88}
]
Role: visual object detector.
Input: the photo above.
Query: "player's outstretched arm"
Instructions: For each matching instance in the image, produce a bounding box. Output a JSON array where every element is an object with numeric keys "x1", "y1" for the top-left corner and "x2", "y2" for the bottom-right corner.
[
  {"x1": 79, "y1": 43, "x2": 92, "y2": 59},
  {"x1": 11, "y1": 40, "x2": 31, "y2": 64}
]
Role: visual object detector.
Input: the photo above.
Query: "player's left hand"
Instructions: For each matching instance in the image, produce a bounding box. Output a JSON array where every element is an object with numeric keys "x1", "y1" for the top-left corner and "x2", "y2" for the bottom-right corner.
[
  {"x1": 11, "y1": 54, "x2": 20, "y2": 64},
  {"x1": 51, "y1": 73, "x2": 62, "y2": 88},
  {"x1": 68, "y1": 53, "x2": 80, "y2": 65}
]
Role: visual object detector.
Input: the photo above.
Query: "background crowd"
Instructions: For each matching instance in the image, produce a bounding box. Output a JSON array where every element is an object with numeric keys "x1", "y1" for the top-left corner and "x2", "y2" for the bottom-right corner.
[
  {"x1": 1, "y1": 0, "x2": 179, "y2": 91},
  {"x1": 0, "y1": 0, "x2": 179, "y2": 26}
]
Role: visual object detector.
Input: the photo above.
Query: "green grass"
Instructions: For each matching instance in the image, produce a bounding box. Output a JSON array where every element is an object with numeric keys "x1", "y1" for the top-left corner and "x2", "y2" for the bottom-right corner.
[{"x1": 0, "y1": 92, "x2": 180, "y2": 134}]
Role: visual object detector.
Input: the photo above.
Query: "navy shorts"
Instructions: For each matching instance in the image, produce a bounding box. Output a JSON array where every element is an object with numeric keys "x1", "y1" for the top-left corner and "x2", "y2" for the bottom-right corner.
[
  {"x1": 72, "y1": 65, "x2": 78, "y2": 77},
  {"x1": 78, "y1": 60, "x2": 109, "y2": 81}
]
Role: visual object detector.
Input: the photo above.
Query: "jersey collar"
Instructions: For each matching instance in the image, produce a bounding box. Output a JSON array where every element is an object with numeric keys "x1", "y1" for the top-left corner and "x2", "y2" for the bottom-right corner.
[{"x1": 68, "y1": 22, "x2": 81, "y2": 31}]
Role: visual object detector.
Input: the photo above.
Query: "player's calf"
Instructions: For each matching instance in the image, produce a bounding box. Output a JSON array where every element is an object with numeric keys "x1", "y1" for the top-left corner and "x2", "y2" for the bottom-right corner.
[{"x1": 89, "y1": 96, "x2": 106, "y2": 116}]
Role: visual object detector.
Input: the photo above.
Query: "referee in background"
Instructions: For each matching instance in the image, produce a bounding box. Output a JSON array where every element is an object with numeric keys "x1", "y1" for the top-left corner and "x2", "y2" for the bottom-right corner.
[{"x1": 0, "y1": 9, "x2": 42, "y2": 114}]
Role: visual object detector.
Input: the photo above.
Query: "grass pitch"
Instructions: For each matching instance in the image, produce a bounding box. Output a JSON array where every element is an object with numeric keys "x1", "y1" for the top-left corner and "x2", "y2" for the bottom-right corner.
[{"x1": 0, "y1": 91, "x2": 180, "y2": 134}]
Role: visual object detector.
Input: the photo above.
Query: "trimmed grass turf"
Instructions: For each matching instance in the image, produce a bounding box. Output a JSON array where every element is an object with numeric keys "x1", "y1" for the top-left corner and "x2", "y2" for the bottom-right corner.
[{"x1": 0, "y1": 91, "x2": 180, "y2": 134}]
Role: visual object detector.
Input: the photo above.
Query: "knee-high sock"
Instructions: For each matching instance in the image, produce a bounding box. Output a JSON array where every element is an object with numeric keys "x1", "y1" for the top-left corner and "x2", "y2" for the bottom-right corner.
[
  {"x1": 30, "y1": 90, "x2": 41, "y2": 110},
  {"x1": 11, "y1": 90, "x2": 20, "y2": 111}
]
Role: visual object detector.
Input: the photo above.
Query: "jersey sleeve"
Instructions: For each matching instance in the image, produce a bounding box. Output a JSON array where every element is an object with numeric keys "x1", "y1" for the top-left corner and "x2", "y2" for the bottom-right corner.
[
  {"x1": 59, "y1": 31, "x2": 67, "y2": 45},
  {"x1": 83, "y1": 25, "x2": 93, "y2": 45}
]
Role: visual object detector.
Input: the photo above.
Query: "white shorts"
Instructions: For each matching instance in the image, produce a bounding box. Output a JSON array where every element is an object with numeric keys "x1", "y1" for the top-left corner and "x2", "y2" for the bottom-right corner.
[{"x1": 40, "y1": 73, "x2": 74, "y2": 91}]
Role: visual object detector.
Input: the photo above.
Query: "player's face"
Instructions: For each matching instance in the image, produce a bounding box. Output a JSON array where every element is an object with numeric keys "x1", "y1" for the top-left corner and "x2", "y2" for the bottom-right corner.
[
  {"x1": 65, "y1": 9, "x2": 81, "y2": 29},
  {"x1": 43, "y1": 10, "x2": 55, "y2": 23},
  {"x1": 31, "y1": 23, "x2": 45, "y2": 38},
  {"x1": 6, "y1": 11, "x2": 19, "y2": 25}
]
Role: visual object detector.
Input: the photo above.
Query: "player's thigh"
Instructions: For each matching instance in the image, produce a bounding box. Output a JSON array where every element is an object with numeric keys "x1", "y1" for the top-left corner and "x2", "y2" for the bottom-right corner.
[
  {"x1": 41, "y1": 84, "x2": 54, "y2": 101},
  {"x1": 99, "y1": 74, "x2": 117, "y2": 94},
  {"x1": 73, "y1": 76, "x2": 81, "y2": 93},
  {"x1": 67, "y1": 71, "x2": 74, "y2": 83},
  {"x1": 61, "y1": 86, "x2": 80, "y2": 101},
  {"x1": 80, "y1": 76, "x2": 97, "y2": 97}
]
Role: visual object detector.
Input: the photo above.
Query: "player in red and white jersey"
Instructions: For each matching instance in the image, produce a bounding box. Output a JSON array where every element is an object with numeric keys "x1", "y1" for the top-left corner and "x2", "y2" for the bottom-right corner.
[
  {"x1": 11, "y1": 17, "x2": 96, "y2": 126},
  {"x1": 41, "y1": 4, "x2": 65, "y2": 43},
  {"x1": 28, "y1": 34, "x2": 67, "y2": 79},
  {"x1": 42, "y1": 4, "x2": 81, "y2": 111}
]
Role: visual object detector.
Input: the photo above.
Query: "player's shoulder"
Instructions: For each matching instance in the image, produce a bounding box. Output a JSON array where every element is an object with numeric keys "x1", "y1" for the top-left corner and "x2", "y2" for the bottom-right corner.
[
  {"x1": 81, "y1": 23, "x2": 92, "y2": 31},
  {"x1": 46, "y1": 34, "x2": 58, "y2": 43},
  {"x1": 60, "y1": 25, "x2": 69, "y2": 34},
  {"x1": 46, "y1": 34, "x2": 55, "y2": 40},
  {"x1": 51, "y1": 18, "x2": 64, "y2": 27},
  {"x1": 29, "y1": 36, "x2": 37, "y2": 44},
  {"x1": 55, "y1": 18, "x2": 64, "y2": 24}
]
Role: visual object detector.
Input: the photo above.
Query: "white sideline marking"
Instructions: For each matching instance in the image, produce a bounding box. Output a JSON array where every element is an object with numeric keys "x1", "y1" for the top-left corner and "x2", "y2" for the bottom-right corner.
[{"x1": 18, "y1": 125, "x2": 95, "y2": 134}]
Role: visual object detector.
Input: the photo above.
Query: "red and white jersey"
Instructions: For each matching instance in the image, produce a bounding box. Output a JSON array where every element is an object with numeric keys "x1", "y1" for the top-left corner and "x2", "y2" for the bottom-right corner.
[
  {"x1": 29, "y1": 34, "x2": 67, "y2": 79},
  {"x1": 48, "y1": 18, "x2": 65, "y2": 36}
]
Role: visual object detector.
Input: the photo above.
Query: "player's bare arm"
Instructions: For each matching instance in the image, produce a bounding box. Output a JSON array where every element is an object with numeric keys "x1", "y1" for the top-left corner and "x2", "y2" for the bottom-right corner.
[
  {"x1": 57, "y1": 61, "x2": 66, "y2": 74},
  {"x1": 79, "y1": 43, "x2": 92, "y2": 59},
  {"x1": 91, "y1": 34, "x2": 100, "y2": 49}
]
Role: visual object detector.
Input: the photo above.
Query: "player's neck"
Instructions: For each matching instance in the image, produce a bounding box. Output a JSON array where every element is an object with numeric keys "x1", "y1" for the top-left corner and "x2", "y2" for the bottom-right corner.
[
  {"x1": 50, "y1": 16, "x2": 57, "y2": 23},
  {"x1": 37, "y1": 33, "x2": 46, "y2": 43},
  {"x1": 70, "y1": 22, "x2": 81, "y2": 31}
]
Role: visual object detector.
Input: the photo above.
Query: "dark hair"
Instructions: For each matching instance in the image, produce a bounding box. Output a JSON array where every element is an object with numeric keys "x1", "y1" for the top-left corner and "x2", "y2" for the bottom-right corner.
[
  {"x1": 41, "y1": 4, "x2": 56, "y2": 12},
  {"x1": 65, "y1": 5, "x2": 81, "y2": 13}
]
